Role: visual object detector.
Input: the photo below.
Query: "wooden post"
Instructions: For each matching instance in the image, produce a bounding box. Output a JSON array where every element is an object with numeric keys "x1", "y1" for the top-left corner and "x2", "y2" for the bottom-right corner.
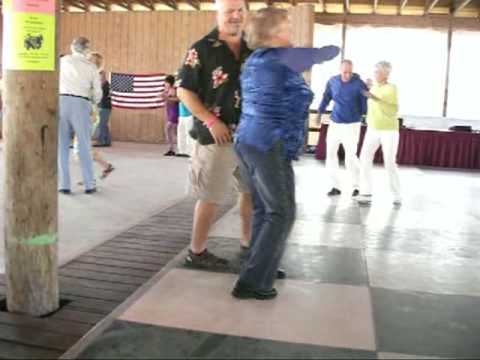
[
  {"x1": 289, "y1": 4, "x2": 315, "y2": 148},
  {"x1": 341, "y1": 17, "x2": 347, "y2": 61},
  {"x1": 442, "y1": 16, "x2": 453, "y2": 117},
  {"x1": 3, "y1": 1, "x2": 60, "y2": 316}
]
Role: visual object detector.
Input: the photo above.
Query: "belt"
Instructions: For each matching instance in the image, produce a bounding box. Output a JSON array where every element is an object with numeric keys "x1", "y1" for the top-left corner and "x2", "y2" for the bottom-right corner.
[{"x1": 60, "y1": 94, "x2": 90, "y2": 101}]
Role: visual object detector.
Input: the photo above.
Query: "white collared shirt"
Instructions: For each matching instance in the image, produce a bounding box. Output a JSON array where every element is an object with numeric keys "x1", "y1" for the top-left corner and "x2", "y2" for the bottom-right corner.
[{"x1": 59, "y1": 53, "x2": 102, "y2": 104}]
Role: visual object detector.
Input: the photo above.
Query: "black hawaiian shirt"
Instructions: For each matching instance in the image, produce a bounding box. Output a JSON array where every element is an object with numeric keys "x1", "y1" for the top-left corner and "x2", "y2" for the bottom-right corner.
[{"x1": 177, "y1": 28, "x2": 252, "y2": 145}]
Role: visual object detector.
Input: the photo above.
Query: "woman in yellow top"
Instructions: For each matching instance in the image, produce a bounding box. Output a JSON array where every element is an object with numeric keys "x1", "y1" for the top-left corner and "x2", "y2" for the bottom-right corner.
[{"x1": 357, "y1": 61, "x2": 401, "y2": 205}]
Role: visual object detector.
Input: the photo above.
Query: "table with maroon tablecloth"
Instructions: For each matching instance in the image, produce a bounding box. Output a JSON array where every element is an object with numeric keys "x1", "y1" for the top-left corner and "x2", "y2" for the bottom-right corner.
[{"x1": 315, "y1": 124, "x2": 480, "y2": 170}]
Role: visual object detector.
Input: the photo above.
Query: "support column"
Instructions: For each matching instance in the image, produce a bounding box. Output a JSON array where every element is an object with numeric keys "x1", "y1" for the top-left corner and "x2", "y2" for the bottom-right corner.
[{"x1": 3, "y1": 0, "x2": 60, "y2": 316}]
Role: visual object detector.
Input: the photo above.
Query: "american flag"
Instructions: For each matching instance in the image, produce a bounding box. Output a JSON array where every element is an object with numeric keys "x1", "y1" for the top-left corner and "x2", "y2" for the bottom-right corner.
[{"x1": 111, "y1": 73, "x2": 166, "y2": 109}]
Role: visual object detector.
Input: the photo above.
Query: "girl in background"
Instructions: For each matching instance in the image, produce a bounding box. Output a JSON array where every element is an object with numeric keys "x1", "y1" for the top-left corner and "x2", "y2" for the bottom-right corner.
[{"x1": 163, "y1": 75, "x2": 179, "y2": 156}]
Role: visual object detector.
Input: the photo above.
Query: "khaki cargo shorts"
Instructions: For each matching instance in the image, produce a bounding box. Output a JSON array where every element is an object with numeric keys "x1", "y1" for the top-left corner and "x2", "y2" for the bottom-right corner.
[{"x1": 188, "y1": 142, "x2": 250, "y2": 204}]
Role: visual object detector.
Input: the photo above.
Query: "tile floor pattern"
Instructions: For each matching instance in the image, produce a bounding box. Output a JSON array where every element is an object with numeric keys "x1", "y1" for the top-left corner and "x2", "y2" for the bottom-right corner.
[{"x1": 78, "y1": 158, "x2": 480, "y2": 359}]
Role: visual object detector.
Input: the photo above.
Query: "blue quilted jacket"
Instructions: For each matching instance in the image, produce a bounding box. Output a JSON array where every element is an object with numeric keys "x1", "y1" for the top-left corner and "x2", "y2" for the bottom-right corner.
[{"x1": 236, "y1": 47, "x2": 339, "y2": 160}]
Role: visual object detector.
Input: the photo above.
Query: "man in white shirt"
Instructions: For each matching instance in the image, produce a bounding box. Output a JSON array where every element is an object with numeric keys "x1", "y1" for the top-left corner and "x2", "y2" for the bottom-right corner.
[{"x1": 58, "y1": 37, "x2": 102, "y2": 194}]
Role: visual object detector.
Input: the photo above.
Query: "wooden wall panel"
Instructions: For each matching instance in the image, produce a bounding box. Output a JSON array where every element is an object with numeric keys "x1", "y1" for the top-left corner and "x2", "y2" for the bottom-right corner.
[{"x1": 58, "y1": 11, "x2": 217, "y2": 143}]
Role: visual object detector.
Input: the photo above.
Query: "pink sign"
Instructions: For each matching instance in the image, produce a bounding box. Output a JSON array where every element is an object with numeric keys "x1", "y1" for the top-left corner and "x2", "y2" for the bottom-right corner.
[{"x1": 13, "y1": 0, "x2": 55, "y2": 14}]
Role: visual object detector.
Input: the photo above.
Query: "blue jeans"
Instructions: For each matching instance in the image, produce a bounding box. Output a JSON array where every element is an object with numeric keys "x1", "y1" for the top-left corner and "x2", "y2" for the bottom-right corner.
[
  {"x1": 93, "y1": 108, "x2": 112, "y2": 146},
  {"x1": 234, "y1": 141, "x2": 296, "y2": 291},
  {"x1": 58, "y1": 96, "x2": 95, "y2": 190}
]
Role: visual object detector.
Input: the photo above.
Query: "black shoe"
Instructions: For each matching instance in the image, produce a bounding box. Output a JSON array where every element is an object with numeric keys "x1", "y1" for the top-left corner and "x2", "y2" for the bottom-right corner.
[
  {"x1": 58, "y1": 189, "x2": 71, "y2": 195},
  {"x1": 276, "y1": 268, "x2": 287, "y2": 279},
  {"x1": 85, "y1": 188, "x2": 97, "y2": 194},
  {"x1": 175, "y1": 153, "x2": 190, "y2": 158},
  {"x1": 185, "y1": 249, "x2": 229, "y2": 271},
  {"x1": 352, "y1": 189, "x2": 360, "y2": 197},
  {"x1": 232, "y1": 282, "x2": 278, "y2": 300},
  {"x1": 164, "y1": 150, "x2": 176, "y2": 156},
  {"x1": 327, "y1": 188, "x2": 341, "y2": 196}
]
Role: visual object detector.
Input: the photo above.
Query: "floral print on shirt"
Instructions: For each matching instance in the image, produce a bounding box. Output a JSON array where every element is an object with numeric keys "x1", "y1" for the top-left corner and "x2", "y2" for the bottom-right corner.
[
  {"x1": 212, "y1": 67, "x2": 229, "y2": 89},
  {"x1": 185, "y1": 49, "x2": 200, "y2": 68}
]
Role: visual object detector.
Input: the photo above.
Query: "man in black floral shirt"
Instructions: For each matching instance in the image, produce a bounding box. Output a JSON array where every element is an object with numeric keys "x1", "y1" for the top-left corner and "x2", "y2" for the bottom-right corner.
[{"x1": 177, "y1": 0, "x2": 252, "y2": 270}]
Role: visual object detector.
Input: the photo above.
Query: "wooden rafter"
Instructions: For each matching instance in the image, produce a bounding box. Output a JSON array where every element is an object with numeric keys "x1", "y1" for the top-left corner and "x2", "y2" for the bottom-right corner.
[
  {"x1": 315, "y1": 12, "x2": 480, "y2": 30},
  {"x1": 104, "y1": 0, "x2": 130, "y2": 10},
  {"x1": 65, "y1": 0, "x2": 89, "y2": 11},
  {"x1": 453, "y1": 0, "x2": 473, "y2": 15},
  {"x1": 89, "y1": 0, "x2": 109, "y2": 10},
  {"x1": 160, "y1": 0, "x2": 178, "y2": 10},
  {"x1": 137, "y1": 0, "x2": 155, "y2": 10},
  {"x1": 399, "y1": 0, "x2": 408, "y2": 13},
  {"x1": 373, "y1": 0, "x2": 378, "y2": 14},
  {"x1": 186, "y1": 0, "x2": 201, "y2": 10},
  {"x1": 319, "y1": 0, "x2": 325, "y2": 13},
  {"x1": 425, "y1": 0, "x2": 441, "y2": 14},
  {"x1": 343, "y1": 0, "x2": 350, "y2": 14}
]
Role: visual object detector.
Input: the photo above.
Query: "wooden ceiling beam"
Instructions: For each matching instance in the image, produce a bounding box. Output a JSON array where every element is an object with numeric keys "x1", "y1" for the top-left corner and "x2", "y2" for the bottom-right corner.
[
  {"x1": 65, "y1": 0, "x2": 89, "y2": 11},
  {"x1": 161, "y1": 0, "x2": 178, "y2": 10},
  {"x1": 373, "y1": 0, "x2": 378, "y2": 14},
  {"x1": 89, "y1": 0, "x2": 109, "y2": 10},
  {"x1": 137, "y1": 0, "x2": 155, "y2": 10},
  {"x1": 186, "y1": 0, "x2": 201, "y2": 10},
  {"x1": 315, "y1": 12, "x2": 480, "y2": 30},
  {"x1": 425, "y1": 0, "x2": 441, "y2": 14},
  {"x1": 318, "y1": 0, "x2": 325, "y2": 13},
  {"x1": 453, "y1": 0, "x2": 473, "y2": 15},
  {"x1": 112, "y1": 0, "x2": 131, "y2": 10}
]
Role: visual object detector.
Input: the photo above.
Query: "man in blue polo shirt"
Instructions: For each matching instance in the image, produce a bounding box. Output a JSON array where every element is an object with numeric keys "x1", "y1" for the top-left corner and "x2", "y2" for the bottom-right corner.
[{"x1": 319, "y1": 59, "x2": 368, "y2": 197}]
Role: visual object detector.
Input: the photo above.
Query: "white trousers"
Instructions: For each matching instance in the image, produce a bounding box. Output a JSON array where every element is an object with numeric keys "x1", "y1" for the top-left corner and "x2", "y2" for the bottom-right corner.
[
  {"x1": 177, "y1": 116, "x2": 194, "y2": 155},
  {"x1": 359, "y1": 128, "x2": 401, "y2": 198},
  {"x1": 326, "y1": 122, "x2": 361, "y2": 189}
]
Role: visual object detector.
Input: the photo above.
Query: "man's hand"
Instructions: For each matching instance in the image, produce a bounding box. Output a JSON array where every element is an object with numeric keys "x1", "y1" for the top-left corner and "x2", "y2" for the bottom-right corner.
[
  {"x1": 208, "y1": 121, "x2": 232, "y2": 145},
  {"x1": 362, "y1": 90, "x2": 380, "y2": 101}
]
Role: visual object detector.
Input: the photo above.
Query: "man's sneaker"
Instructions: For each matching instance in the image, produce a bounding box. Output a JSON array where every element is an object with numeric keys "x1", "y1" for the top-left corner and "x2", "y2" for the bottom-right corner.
[
  {"x1": 327, "y1": 188, "x2": 341, "y2": 196},
  {"x1": 185, "y1": 249, "x2": 229, "y2": 271},
  {"x1": 231, "y1": 281, "x2": 278, "y2": 300},
  {"x1": 356, "y1": 194, "x2": 372, "y2": 205},
  {"x1": 352, "y1": 189, "x2": 360, "y2": 197}
]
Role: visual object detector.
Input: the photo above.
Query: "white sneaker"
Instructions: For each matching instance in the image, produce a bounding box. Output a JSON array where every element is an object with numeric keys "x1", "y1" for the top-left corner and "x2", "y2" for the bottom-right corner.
[{"x1": 356, "y1": 194, "x2": 372, "y2": 205}]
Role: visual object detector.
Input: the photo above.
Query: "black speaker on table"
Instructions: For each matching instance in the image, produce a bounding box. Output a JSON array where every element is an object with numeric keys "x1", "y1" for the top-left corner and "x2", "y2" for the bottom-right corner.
[{"x1": 449, "y1": 125, "x2": 472, "y2": 132}]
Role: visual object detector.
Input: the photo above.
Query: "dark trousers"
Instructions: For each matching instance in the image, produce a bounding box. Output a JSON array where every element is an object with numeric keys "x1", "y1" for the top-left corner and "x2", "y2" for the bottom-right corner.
[
  {"x1": 93, "y1": 108, "x2": 112, "y2": 146},
  {"x1": 234, "y1": 141, "x2": 296, "y2": 291}
]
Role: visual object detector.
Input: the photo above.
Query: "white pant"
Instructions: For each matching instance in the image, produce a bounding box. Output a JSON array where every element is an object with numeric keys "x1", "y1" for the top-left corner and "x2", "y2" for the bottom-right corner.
[
  {"x1": 326, "y1": 122, "x2": 361, "y2": 189},
  {"x1": 359, "y1": 128, "x2": 401, "y2": 198},
  {"x1": 177, "y1": 116, "x2": 194, "y2": 155}
]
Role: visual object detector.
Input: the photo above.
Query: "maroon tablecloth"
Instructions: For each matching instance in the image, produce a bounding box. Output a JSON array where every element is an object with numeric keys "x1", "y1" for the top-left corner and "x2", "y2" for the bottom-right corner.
[{"x1": 315, "y1": 124, "x2": 480, "y2": 170}]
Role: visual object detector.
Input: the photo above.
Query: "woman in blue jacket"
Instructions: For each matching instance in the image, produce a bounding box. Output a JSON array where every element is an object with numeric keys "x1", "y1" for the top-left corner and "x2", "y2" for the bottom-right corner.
[{"x1": 232, "y1": 7, "x2": 340, "y2": 300}]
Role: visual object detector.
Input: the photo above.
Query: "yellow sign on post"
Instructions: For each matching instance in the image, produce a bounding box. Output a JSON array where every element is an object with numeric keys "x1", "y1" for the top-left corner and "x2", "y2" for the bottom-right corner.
[{"x1": 3, "y1": 0, "x2": 56, "y2": 71}]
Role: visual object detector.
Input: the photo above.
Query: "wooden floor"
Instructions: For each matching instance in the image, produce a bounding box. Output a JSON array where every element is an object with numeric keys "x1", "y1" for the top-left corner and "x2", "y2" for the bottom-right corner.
[{"x1": 0, "y1": 198, "x2": 234, "y2": 359}]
